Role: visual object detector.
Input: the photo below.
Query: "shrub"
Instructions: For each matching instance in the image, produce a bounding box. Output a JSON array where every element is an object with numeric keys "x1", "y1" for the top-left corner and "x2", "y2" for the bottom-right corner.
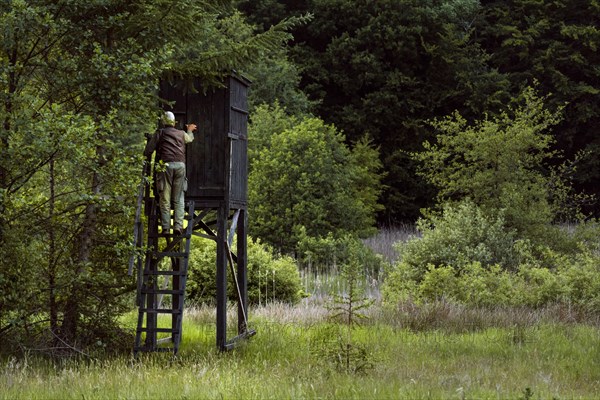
[
  {"x1": 248, "y1": 108, "x2": 384, "y2": 254},
  {"x1": 417, "y1": 264, "x2": 457, "y2": 301},
  {"x1": 516, "y1": 266, "x2": 561, "y2": 307},
  {"x1": 557, "y1": 252, "x2": 600, "y2": 309},
  {"x1": 456, "y1": 263, "x2": 516, "y2": 307},
  {"x1": 380, "y1": 261, "x2": 420, "y2": 304},
  {"x1": 384, "y1": 247, "x2": 600, "y2": 309},
  {"x1": 395, "y1": 200, "x2": 519, "y2": 277},
  {"x1": 415, "y1": 88, "x2": 565, "y2": 242},
  {"x1": 187, "y1": 236, "x2": 304, "y2": 305}
]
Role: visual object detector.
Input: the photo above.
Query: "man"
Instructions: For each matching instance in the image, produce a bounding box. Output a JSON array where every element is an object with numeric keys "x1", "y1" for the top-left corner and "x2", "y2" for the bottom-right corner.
[{"x1": 144, "y1": 111, "x2": 197, "y2": 235}]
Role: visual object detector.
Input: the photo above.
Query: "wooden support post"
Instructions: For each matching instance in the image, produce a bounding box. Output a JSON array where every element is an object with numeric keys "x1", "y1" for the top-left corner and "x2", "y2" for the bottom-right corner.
[
  {"x1": 216, "y1": 204, "x2": 228, "y2": 350},
  {"x1": 237, "y1": 209, "x2": 248, "y2": 334}
]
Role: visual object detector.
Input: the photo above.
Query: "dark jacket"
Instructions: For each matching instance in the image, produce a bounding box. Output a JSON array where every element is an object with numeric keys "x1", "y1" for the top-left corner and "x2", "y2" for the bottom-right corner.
[{"x1": 144, "y1": 126, "x2": 191, "y2": 163}]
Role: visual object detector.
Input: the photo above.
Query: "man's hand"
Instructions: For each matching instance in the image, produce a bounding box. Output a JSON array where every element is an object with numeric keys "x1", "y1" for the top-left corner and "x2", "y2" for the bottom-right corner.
[{"x1": 185, "y1": 123, "x2": 197, "y2": 132}]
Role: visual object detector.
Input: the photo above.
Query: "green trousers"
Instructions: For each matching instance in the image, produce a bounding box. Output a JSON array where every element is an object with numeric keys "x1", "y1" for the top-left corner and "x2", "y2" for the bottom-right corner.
[{"x1": 157, "y1": 162, "x2": 186, "y2": 231}]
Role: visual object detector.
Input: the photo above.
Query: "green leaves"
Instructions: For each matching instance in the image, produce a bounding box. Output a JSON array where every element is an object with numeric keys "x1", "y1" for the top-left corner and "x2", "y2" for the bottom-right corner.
[
  {"x1": 416, "y1": 87, "x2": 565, "y2": 240},
  {"x1": 0, "y1": 0, "x2": 303, "y2": 349},
  {"x1": 476, "y1": 0, "x2": 600, "y2": 206},
  {"x1": 248, "y1": 104, "x2": 384, "y2": 254}
]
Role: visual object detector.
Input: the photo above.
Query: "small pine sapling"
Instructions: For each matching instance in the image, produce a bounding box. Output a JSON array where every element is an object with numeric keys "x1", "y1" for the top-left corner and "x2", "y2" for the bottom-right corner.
[{"x1": 321, "y1": 240, "x2": 375, "y2": 374}]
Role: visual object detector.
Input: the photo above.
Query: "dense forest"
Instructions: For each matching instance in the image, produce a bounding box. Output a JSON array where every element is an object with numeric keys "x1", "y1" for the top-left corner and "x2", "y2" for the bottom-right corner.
[
  {"x1": 239, "y1": 0, "x2": 600, "y2": 222},
  {"x1": 1, "y1": 0, "x2": 599, "y2": 356}
]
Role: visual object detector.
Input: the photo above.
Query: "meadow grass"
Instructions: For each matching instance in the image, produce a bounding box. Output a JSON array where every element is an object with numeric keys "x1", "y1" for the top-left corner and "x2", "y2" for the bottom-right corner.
[
  {"x1": 3, "y1": 225, "x2": 600, "y2": 399},
  {"x1": 362, "y1": 224, "x2": 419, "y2": 263},
  {"x1": 2, "y1": 302, "x2": 600, "y2": 399}
]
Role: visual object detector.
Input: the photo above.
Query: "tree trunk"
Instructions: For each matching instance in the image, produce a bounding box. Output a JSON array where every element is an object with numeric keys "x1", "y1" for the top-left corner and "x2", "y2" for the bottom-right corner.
[
  {"x1": 61, "y1": 169, "x2": 100, "y2": 342},
  {"x1": 48, "y1": 159, "x2": 58, "y2": 333},
  {"x1": 0, "y1": 49, "x2": 16, "y2": 242}
]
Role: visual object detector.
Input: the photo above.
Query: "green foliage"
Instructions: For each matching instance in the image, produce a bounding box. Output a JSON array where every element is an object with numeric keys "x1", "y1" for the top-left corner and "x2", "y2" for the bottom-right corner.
[
  {"x1": 382, "y1": 86, "x2": 600, "y2": 310},
  {"x1": 382, "y1": 199, "x2": 600, "y2": 308},
  {"x1": 475, "y1": 0, "x2": 600, "y2": 209},
  {"x1": 242, "y1": 0, "x2": 510, "y2": 220},
  {"x1": 384, "y1": 243, "x2": 600, "y2": 309},
  {"x1": 456, "y1": 263, "x2": 515, "y2": 307},
  {"x1": 247, "y1": 102, "x2": 299, "y2": 164},
  {"x1": 245, "y1": 47, "x2": 315, "y2": 115},
  {"x1": 417, "y1": 264, "x2": 458, "y2": 301},
  {"x1": 241, "y1": 0, "x2": 600, "y2": 220},
  {"x1": 0, "y1": 0, "x2": 304, "y2": 350},
  {"x1": 416, "y1": 87, "x2": 568, "y2": 242},
  {"x1": 395, "y1": 200, "x2": 520, "y2": 276},
  {"x1": 248, "y1": 104, "x2": 384, "y2": 254},
  {"x1": 516, "y1": 265, "x2": 561, "y2": 307},
  {"x1": 557, "y1": 252, "x2": 600, "y2": 309},
  {"x1": 187, "y1": 236, "x2": 304, "y2": 305}
]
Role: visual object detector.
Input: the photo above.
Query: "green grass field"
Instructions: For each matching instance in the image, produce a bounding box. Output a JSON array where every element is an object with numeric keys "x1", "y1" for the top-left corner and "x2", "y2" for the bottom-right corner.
[{"x1": 2, "y1": 302, "x2": 599, "y2": 399}]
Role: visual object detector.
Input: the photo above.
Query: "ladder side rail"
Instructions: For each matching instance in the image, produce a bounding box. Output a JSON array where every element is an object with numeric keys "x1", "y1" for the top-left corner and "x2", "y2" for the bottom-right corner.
[
  {"x1": 173, "y1": 200, "x2": 195, "y2": 354},
  {"x1": 129, "y1": 152, "x2": 152, "y2": 275},
  {"x1": 144, "y1": 158, "x2": 160, "y2": 350}
]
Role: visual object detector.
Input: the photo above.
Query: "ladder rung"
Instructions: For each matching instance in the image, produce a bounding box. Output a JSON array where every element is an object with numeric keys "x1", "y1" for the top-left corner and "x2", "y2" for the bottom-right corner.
[
  {"x1": 139, "y1": 308, "x2": 182, "y2": 314},
  {"x1": 143, "y1": 270, "x2": 187, "y2": 276},
  {"x1": 148, "y1": 232, "x2": 191, "y2": 238},
  {"x1": 157, "y1": 337, "x2": 173, "y2": 345},
  {"x1": 134, "y1": 346, "x2": 174, "y2": 353},
  {"x1": 141, "y1": 289, "x2": 184, "y2": 295},
  {"x1": 137, "y1": 327, "x2": 180, "y2": 333},
  {"x1": 151, "y1": 251, "x2": 188, "y2": 258}
]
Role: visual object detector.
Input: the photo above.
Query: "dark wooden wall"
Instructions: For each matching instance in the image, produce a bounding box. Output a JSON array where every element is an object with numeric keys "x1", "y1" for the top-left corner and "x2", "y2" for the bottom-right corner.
[{"x1": 159, "y1": 75, "x2": 250, "y2": 208}]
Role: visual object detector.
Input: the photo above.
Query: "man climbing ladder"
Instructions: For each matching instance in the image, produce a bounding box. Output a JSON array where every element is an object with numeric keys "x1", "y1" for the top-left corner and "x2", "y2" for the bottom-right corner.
[{"x1": 144, "y1": 111, "x2": 198, "y2": 235}]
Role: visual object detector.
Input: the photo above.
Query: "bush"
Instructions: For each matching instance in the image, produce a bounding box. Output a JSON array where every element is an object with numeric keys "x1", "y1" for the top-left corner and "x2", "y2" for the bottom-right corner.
[
  {"x1": 515, "y1": 265, "x2": 561, "y2": 307},
  {"x1": 415, "y1": 88, "x2": 565, "y2": 243},
  {"x1": 557, "y1": 252, "x2": 600, "y2": 309},
  {"x1": 383, "y1": 249, "x2": 600, "y2": 309},
  {"x1": 187, "y1": 236, "x2": 304, "y2": 305},
  {"x1": 380, "y1": 261, "x2": 420, "y2": 304},
  {"x1": 395, "y1": 200, "x2": 520, "y2": 277},
  {"x1": 418, "y1": 264, "x2": 457, "y2": 301},
  {"x1": 456, "y1": 263, "x2": 516, "y2": 307},
  {"x1": 382, "y1": 202, "x2": 600, "y2": 308},
  {"x1": 248, "y1": 107, "x2": 384, "y2": 254}
]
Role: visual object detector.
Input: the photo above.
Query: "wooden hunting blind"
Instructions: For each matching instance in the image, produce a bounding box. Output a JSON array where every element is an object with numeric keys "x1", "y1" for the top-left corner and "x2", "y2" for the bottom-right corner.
[{"x1": 131, "y1": 74, "x2": 254, "y2": 355}]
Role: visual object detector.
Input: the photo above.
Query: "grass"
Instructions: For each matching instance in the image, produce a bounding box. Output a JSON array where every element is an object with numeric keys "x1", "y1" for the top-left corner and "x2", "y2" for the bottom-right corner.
[
  {"x1": 362, "y1": 224, "x2": 419, "y2": 263},
  {"x1": 2, "y1": 302, "x2": 600, "y2": 399},
  {"x1": 3, "y1": 225, "x2": 600, "y2": 399}
]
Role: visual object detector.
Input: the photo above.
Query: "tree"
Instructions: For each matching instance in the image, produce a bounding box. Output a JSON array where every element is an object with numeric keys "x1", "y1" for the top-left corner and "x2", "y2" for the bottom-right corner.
[
  {"x1": 248, "y1": 104, "x2": 384, "y2": 254},
  {"x1": 235, "y1": 1, "x2": 314, "y2": 115},
  {"x1": 0, "y1": 0, "x2": 303, "y2": 352},
  {"x1": 475, "y1": 0, "x2": 600, "y2": 216},
  {"x1": 245, "y1": 47, "x2": 315, "y2": 116},
  {"x1": 415, "y1": 87, "x2": 569, "y2": 243},
  {"x1": 240, "y1": 0, "x2": 510, "y2": 222}
]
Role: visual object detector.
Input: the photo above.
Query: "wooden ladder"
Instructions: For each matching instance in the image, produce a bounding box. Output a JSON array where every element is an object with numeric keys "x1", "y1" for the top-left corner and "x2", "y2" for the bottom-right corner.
[{"x1": 133, "y1": 200, "x2": 195, "y2": 356}]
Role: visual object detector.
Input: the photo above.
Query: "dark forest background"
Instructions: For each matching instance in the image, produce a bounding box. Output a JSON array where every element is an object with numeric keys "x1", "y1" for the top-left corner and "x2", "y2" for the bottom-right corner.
[{"x1": 238, "y1": 0, "x2": 600, "y2": 223}]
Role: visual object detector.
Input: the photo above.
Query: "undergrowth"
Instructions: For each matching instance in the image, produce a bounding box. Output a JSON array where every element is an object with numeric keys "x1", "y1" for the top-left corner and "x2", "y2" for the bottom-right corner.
[{"x1": 1, "y1": 302, "x2": 600, "y2": 400}]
